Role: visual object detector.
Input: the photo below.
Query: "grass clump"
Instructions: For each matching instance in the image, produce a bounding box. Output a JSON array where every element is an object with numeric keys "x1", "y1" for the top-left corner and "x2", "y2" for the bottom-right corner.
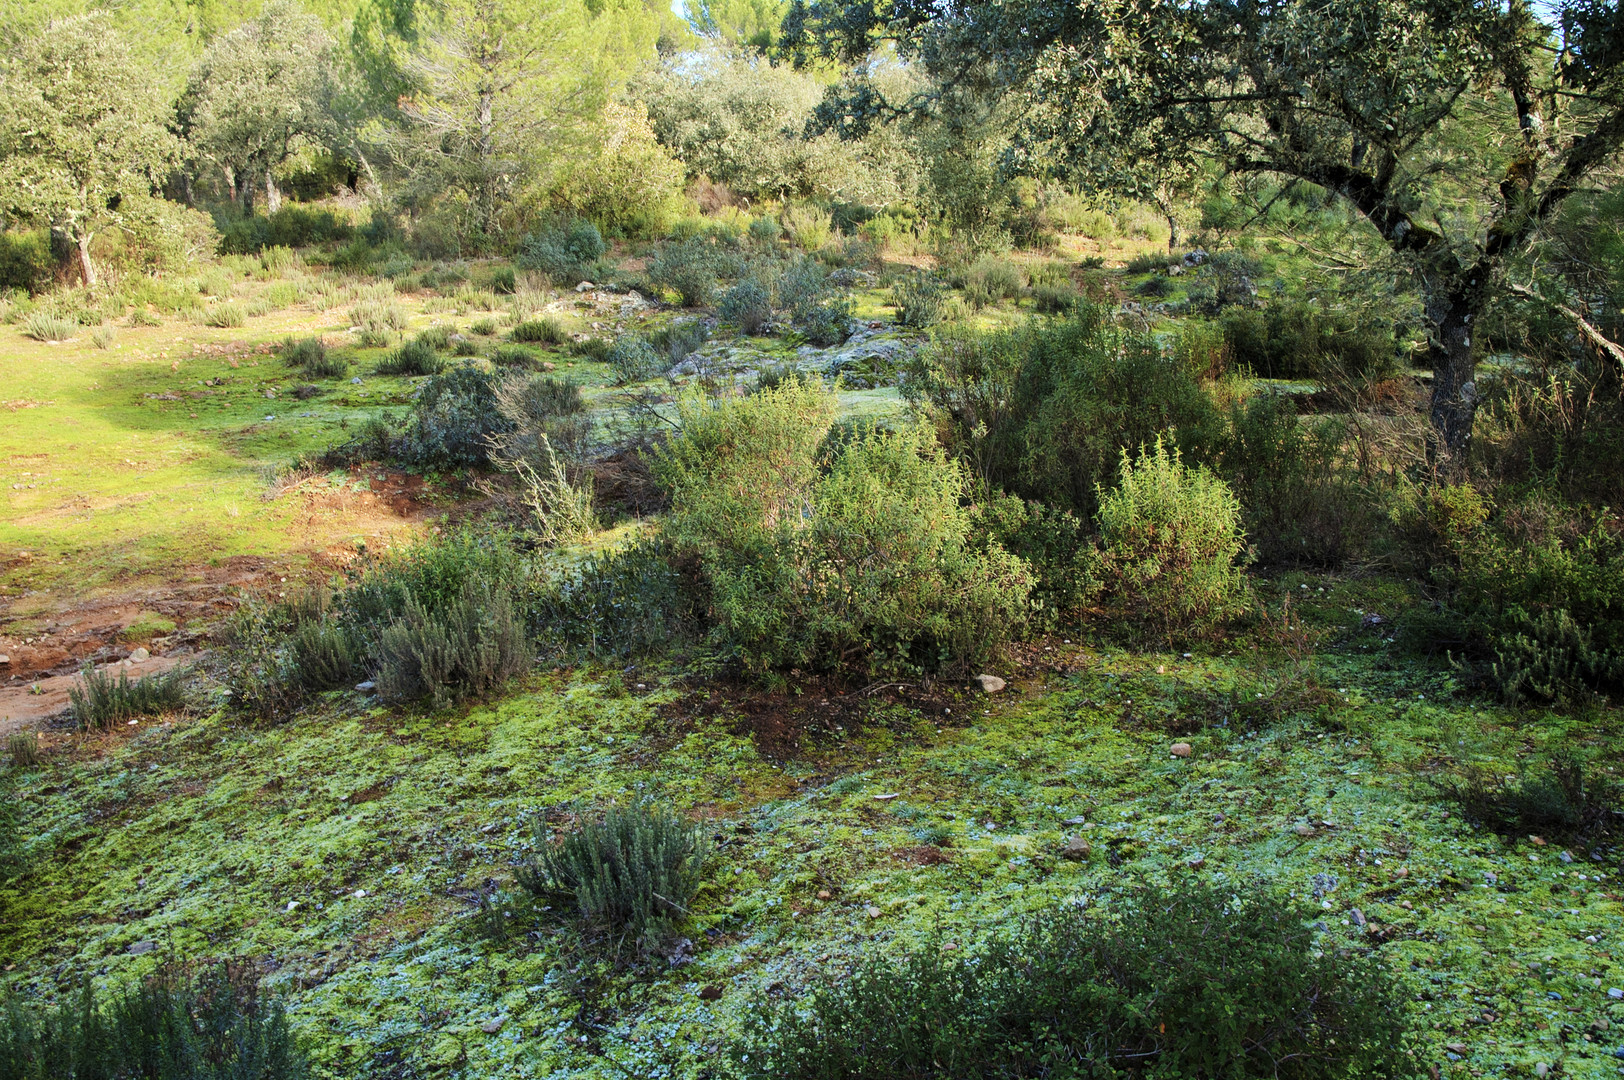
[
  {"x1": 67, "y1": 664, "x2": 189, "y2": 732},
  {"x1": 373, "y1": 581, "x2": 529, "y2": 708},
  {"x1": 202, "y1": 304, "x2": 247, "y2": 328},
  {"x1": 22, "y1": 312, "x2": 78, "y2": 342},
  {"x1": 511, "y1": 316, "x2": 570, "y2": 344},
  {"x1": 375, "y1": 339, "x2": 446, "y2": 377},
  {"x1": 517, "y1": 800, "x2": 706, "y2": 948},
  {"x1": 0, "y1": 961, "x2": 309, "y2": 1080},
  {"x1": 7, "y1": 731, "x2": 40, "y2": 769},
  {"x1": 737, "y1": 883, "x2": 1414, "y2": 1080},
  {"x1": 891, "y1": 271, "x2": 947, "y2": 328},
  {"x1": 281, "y1": 336, "x2": 347, "y2": 378},
  {"x1": 90, "y1": 325, "x2": 116, "y2": 350},
  {"x1": 607, "y1": 336, "x2": 664, "y2": 384}
]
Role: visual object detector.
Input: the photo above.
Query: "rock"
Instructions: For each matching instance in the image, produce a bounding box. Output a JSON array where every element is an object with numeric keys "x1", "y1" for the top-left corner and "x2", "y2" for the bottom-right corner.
[
  {"x1": 1395, "y1": 866, "x2": 1409, "y2": 878},
  {"x1": 575, "y1": 281, "x2": 595, "y2": 292},
  {"x1": 943, "y1": 942, "x2": 958, "y2": 951},
  {"x1": 0, "y1": 655, "x2": 8, "y2": 665},
  {"x1": 974, "y1": 674, "x2": 1006, "y2": 693},
  {"x1": 1170, "y1": 742, "x2": 1192, "y2": 758},
  {"x1": 1531, "y1": 835, "x2": 1547, "y2": 846},
  {"x1": 1535, "y1": 1062, "x2": 1550, "y2": 1077},
  {"x1": 541, "y1": 361, "x2": 556, "y2": 372},
  {"x1": 351, "y1": 376, "x2": 363, "y2": 385},
  {"x1": 1560, "y1": 849, "x2": 1574, "y2": 863},
  {"x1": 817, "y1": 890, "x2": 832, "y2": 900},
  {"x1": 127, "y1": 940, "x2": 157, "y2": 955},
  {"x1": 1294, "y1": 824, "x2": 1317, "y2": 837},
  {"x1": 481, "y1": 1018, "x2": 506, "y2": 1034},
  {"x1": 353, "y1": 889, "x2": 367, "y2": 899},
  {"x1": 1351, "y1": 908, "x2": 1367, "y2": 927},
  {"x1": 1061, "y1": 816, "x2": 1088, "y2": 826},
  {"x1": 286, "y1": 901, "x2": 299, "y2": 912},
  {"x1": 355, "y1": 681, "x2": 376, "y2": 692},
  {"x1": 698, "y1": 984, "x2": 723, "y2": 1001},
  {"x1": 128, "y1": 647, "x2": 149, "y2": 663},
  {"x1": 1446, "y1": 1043, "x2": 1469, "y2": 1054},
  {"x1": 1182, "y1": 248, "x2": 1209, "y2": 267},
  {"x1": 865, "y1": 905, "x2": 883, "y2": 919},
  {"x1": 873, "y1": 793, "x2": 900, "y2": 801},
  {"x1": 1062, "y1": 836, "x2": 1092, "y2": 860},
  {"x1": 1610, "y1": 988, "x2": 1623, "y2": 1000},
  {"x1": 1186, "y1": 855, "x2": 1205, "y2": 868}
]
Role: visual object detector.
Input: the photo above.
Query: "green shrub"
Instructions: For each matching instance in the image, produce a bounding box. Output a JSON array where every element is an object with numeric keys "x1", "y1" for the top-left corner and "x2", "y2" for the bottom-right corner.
[
  {"x1": 216, "y1": 204, "x2": 353, "y2": 254},
  {"x1": 1433, "y1": 750, "x2": 1617, "y2": 840},
  {"x1": 0, "y1": 228, "x2": 52, "y2": 293},
  {"x1": 489, "y1": 266, "x2": 517, "y2": 295},
  {"x1": 647, "y1": 239, "x2": 739, "y2": 306},
  {"x1": 719, "y1": 278, "x2": 772, "y2": 333},
  {"x1": 775, "y1": 256, "x2": 830, "y2": 321},
  {"x1": 1491, "y1": 607, "x2": 1624, "y2": 704},
  {"x1": 375, "y1": 339, "x2": 446, "y2": 377},
  {"x1": 648, "y1": 319, "x2": 709, "y2": 366},
  {"x1": 1221, "y1": 302, "x2": 1399, "y2": 380},
  {"x1": 748, "y1": 215, "x2": 782, "y2": 246},
  {"x1": 451, "y1": 336, "x2": 479, "y2": 356},
  {"x1": 395, "y1": 364, "x2": 508, "y2": 465},
  {"x1": 281, "y1": 336, "x2": 326, "y2": 368},
  {"x1": 782, "y1": 204, "x2": 834, "y2": 252},
  {"x1": 655, "y1": 386, "x2": 1031, "y2": 677},
  {"x1": 518, "y1": 219, "x2": 607, "y2": 283},
  {"x1": 960, "y1": 254, "x2": 1025, "y2": 308},
  {"x1": 469, "y1": 316, "x2": 499, "y2": 335},
  {"x1": 491, "y1": 344, "x2": 537, "y2": 368},
  {"x1": 1030, "y1": 281, "x2": 1079, "y2": 314},
  {"x1": 1124, "y1": 251, "x2": 1170, "y2": 274},
  {"x1": 512, "y1": 316, "x2": 570, "y2": 344},
  {"x1": 736, "y1": 882, "x2": 1414, "y2": 1080},
  {"x1": 286, "y1": 612, "x2": 364, "y2": 692},
  {"x1": 0, "y1": 961, "x2": 309, "y2": 1080},
  {"x1": 22, "y1": 312, "x2": 79, "y2": 342},
  {"x1": 352, "y1": 299, "x2": 408, "y2": 335},
  {"x1": 373, "y1": 581, "x2": 530, "y2": 708},
  {"x1": 1094, "y1": 439, "x2": 1250, "y2": 641},
  {"x1": 68, "y1": 664, "x2": 189, "y2": 731},
  {"x1": 798, "y1": 295, "x2": 853, "y2": 346},
  {"x1": 892, "y1": 271, "x2": 947, "y2": 328},
  {"x1": 517, "y1": 800, "x2": 706, "y2": 948},
  {"x1": 417, "y1": 323, "x2": 455, "y2": 349},
  {"x1": 973, "y1": 491, "x2": 1092, "y2": 629},
  {"x1": 535, "y1": 538, "x2": 686, "y2": 659},
  {"x1": 608, "y1": 335, "x2": 665, "y2": 384},
  {"x1": 8, "y1": 730, "x2": 40, "y2": 769},
  {"x1": 90, "y1": 325, "x2": 116, "y2": 350}
]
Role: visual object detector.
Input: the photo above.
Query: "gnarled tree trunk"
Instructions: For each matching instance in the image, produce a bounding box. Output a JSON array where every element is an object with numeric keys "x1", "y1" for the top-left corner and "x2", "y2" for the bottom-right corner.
[{"x1": 1418, "y1": 264, "x2": 1490, "y2": 474}]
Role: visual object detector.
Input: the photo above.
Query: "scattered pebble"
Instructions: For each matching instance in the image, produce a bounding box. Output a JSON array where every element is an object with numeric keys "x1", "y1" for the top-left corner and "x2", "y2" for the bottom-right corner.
[
  {"x1": 816, "y1": 890, "x2": 831, "y2": 900},
  {"x1": 865, "y1": 906, "x2": 883, "y2": 919},
  {"x1": 1170, "y1": 742, "x2": 1192, "y2": 758},
  {"x1": 974, "y1": 674, "x2": 1006, "y2": 693},
  {"x1": 1294, "y1": 824, "x2": 1316, "y2": 837},
  {"x1": 480, "y1": 1018, "x2": 505, "y2": 1034}
]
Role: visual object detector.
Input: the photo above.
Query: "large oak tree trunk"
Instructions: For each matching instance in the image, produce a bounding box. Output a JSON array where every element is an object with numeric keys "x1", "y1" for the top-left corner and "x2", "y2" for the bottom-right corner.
[
  {"x1": 1420, "y1": 267, "x2": 1488, "y2": 474},
  {"x1": 76, "y1": 233, "x2": 97, "y2": 287},
  {"x1": 265, "y1": 172, "x2": 283, "y2": 214}
]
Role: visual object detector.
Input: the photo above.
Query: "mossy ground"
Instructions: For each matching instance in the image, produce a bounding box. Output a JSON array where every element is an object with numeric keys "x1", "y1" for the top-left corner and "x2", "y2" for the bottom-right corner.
[{"x1": 3, "y1": 571, "x2": 1622, "y2": 1079}]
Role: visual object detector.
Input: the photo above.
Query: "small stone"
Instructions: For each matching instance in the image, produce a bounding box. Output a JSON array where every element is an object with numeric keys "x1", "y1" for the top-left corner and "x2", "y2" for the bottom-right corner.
[
  {"x1": 865, "y1": 905, "x2": 883, "y2": 919},
  {"x1": 355, "y1": 681, "x2": 376, "y2": 692},
  {"x1": 353, "y1": 889, "x2": 367, "y2": 899},
  {"x1": 0, "y1": 654, "x2": 9, "y2": 665},
  {"x1": 1560, "y1": 850, "x2": 1574, "y2": 863},
  {"x1": 1170, "y1": 742, "x2": 1192, "y2": 758},
  {"x1": 816, "y1": 890, "x2": 831, "y2": 900},
  {"x1": 1401, "y1": 900, "x2": 1413, "y2": 910},
  {"x1": 974, "y1": 673, "x2": 1006, "y2": 693},
  {"x1": 1531, "y1": 835, "x2": 1547, "y2": 846},
  {"x1": 1586, "y1": 935, "x2": 1599, "y2": 944},
  {"x1": 1610, "y1": 988, "x2": 1623, "y2": 1000},
  {"x1": 1446, "y1": 1043, "x2": 1468, "y2": 1054},
  {"x1": 1061, "y1": 816, "x2": 1088, "y2": 826},
  {"x1": 1535, "y1": 1062, "x2": 1550, "y2": 1077},
  {"x1": 698, "y1": 984, "x2": 723, "y2": 1001},
  {"x1": 1294, "y1": 824, "x2": 1316, "y2": 837},
  {"x1": 541, "y1": 362, "x2": 556, "y2": 372},
  {"x1": 575, "y1": 281, "x2": 595, "y2": 292},
  {"x1": 942, "y1": 942, "x2": 958, "y2": 951},
  {"x1": 1351, "y1": 908, "x2": 1367, "y2": 927},
  {"x1": 351, "y1": 376, "x2": 363, "y2": 385},
  {"x1": 286, "y1": 901, "x2": 299, "y2": 912},
  {"x1": 127, "y1": 940, "x2": 157, "y2": 955},
  {"x1": 1395, "y1": 866, "x2": 1409, "y2": 878},
  {"x1": 1187, "y1": 855, "x2": 1205, "y2": 868},
  {"x1": 481, "y1": 1018, "x2": 505, "y2": 1034},
  {"x1": 873, "y1": 793, "x2": 899, "y2": 801},
  {"x1": 128, "y1": 647, "x2": 149, "y2": 663},
  {"x1": 1062, "y1": 836, "x2": 1091, "y2": 860}
]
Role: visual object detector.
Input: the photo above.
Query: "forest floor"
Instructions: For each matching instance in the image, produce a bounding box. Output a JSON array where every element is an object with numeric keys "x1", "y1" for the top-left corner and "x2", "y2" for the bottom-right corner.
[{"x1": 2, "y1": 243, "x2": 1622, "y2": 1080}]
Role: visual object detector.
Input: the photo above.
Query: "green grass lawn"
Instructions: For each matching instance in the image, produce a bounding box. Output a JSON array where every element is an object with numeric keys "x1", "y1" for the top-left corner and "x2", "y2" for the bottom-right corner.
[{"x1": 3, "y1": 573, "x2": 1620, "y2": 1079}]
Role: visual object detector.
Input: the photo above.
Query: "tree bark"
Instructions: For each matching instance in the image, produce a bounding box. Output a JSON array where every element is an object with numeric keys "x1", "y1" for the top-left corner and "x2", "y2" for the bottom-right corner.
[
  {"x1": 76, "y1": 232, "x2": 97, "y2": 287},
  {"x1": 265, "y1": 172, "x2": 283, "y2": 214},
  {"x1": 1419, "y1": 267, "x2": 1488, "y2": 474}
]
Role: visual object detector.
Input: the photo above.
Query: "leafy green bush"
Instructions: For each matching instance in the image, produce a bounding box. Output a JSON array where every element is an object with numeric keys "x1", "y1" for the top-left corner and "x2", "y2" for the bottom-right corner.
[
  {"x1": 973, "y1": 491, "x2": 1092, "y2": 629},
  {"x1": 375, "y1": 339, "x2": 446, "y2": 377},
  {"x1": 535, "y1": 538, "x2": 687, "y2": 659},
  {"x1": 518, "y1": 219, "x2": 607, "y2": 283},
  {"x1": 782, "y1": 204, "x2": 834, "y2": 252},
  {"x1": 491, "y1": 345, "x2": 537, "y2": 368},
  {"x1": 799, "y1": 295, "x2": 853, "y2": 346},
  {"x1": 395, "y1": 364, "x2": 509, "y2": 466},
  {"x1": 655, "y1": 385, "x2": 1031, "y2": 677},
  {"x1": 469, "y1": 317, "x2": 499, "y2": 335},
  {"x1": 373, "y1": 581, "x2": 530, "y2": 708},
  {"x1": 1124, "y1": 251, "x2": 1170, "y2": 274},
  {"x1": 748, "y1": 215, "x2": 782, "y2": 246},
  {"x1": 1221, "y1": 302, "x2": 1399, "y2": 380},
  {"x1": 0, "y1": 961, "x2": 309, "y2": 1080},
  {"x1": 1093, "y1": 439, "x2": 1250, "y2": 641},
  {"x1": 647, "y1": 238, "x2": 739, "y2": 306},
  {"x1": 891, "y1": 271, "x2": 947, "y2": 328},
  {"x1": 719, "y1": 278, "x2": 772, "y2": 333},
  {"x1": 281, "y1": 336, "x2": 347, "y2": 378},
  {"x1": 68, "y1": 664, "x2": 189, "y2": 731},
  {"x1": 216, "y1": 204, "x2": 353, "y2": 254},
  {"x1": 1433, "y1": 751, "x2": 1617, "y2": 840},
  {"x1": 607, "y1": 335, "x2": 665, "y2": 384},
  {"x1": 649, "y1": 319, "x2": 709, "y2": 366},
  {"x1": 1031, "y1": 281, "x2": 1079, "y2": 314},
  {"x1": 1491, "y1": 607, "x2": 1624, "y2": 704},
  {"x1": 735, "y1": 883, "x2": 1414, "y2": 1080},
  {"x1": 570, "y1": 336, "x2": 613, "y2": 362},
  {"x1": 512, "y1": 316, "x2": 570, "y2": 344},
  {"x1": 517, "y1": 800, "x2": 706, "y2": 948},
  {"x1": 416, "y1": 323, "x2": 455, "y2": 349},
  {"x1": 959, "y1": 254, "x2": 1025, "y2": 308}
]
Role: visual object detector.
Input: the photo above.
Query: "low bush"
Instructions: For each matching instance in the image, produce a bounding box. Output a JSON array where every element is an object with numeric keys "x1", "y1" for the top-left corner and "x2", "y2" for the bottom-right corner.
[
  {"x1": 0, "y1": 961, "x2": 310, "y2": 1080},
  {"x1": 375, "y1": 339, "x2": 446, "y2": 377},
  {"x1": 395, "y1": 364, "x2": 508, "y2": 466},
  {"x1": 535, "y1": 538, "x2": 687, "y2": 659},
  {"x1": 570, "y1": 336, "x2": 613, "y2": 362},
  {"x1": 655, "y1": 385, "x2": 1031, "y2": 677},
  {"x1": 417, "y1": 323, "x2": 455, "y2": 349},
  {"x1": 960, "y1": 255, "x2": 1025, "y2": 308},
  {"x1": 68, "y1": 664, "x2": 189, "y2": 731},
  {"x1": 1221, "y1": 302, "x2": 1399, "y2": 380},
  {"x1": 973, "y1": 491, "x2": 1093, "y2": 629},
  {"x1": 373, "y1": 581, "x2": 530, "y2": 708},
  {"x1": 608, "y1": 336, "x2": 665, "y2": 384},
  {"x1": 468, "y1": 316, "x2": 499, "y2": 335},
  {"x1": 647, "y1": 239, "x2": 740, "y2": 306},
  {"x1": 352, "y1": 299, "x2": 408, "y2": 335},
  {"x1": 217, "y1": 204, "x2": 353, "y2": 254},
  {"x1": 798, "y1": 295, "x2": 853, "y2": 346},
  {"x1": 517, "y1": 800, "x2": 706, "y2": 949},
  {"x1": 491, "y1": 344, "x2": 537, "y2": 368},
  {"x1": 91, "y1": 325, "x2": 116, "y2": 350},
  {"x1": 748, "y1": 215, "x2": 782, "y2": 246},
  {"x1": 782, "y1": 204, "x2": 834, "y2": 252},
  {"x1": 281, "y1": 336, "x2": 327, "y2": 368},
  {"x1": 1490, "y1": 607, "x2": 1624, "y2": 705},
  {"x1": 1433, "y1": 751, "x2": 1618, "y2": 840},
  {"x1": 648, "y1": 319, "x2": 709, "y2": 366},
  {"x1": 518, "y1": 219, "x2": 607, "y2": 284},
  {"x1": 719, "y1": 278, "x2": 772, "y2": 333},
  {"x1": 892, "y1": 271, "x2": 947, "y2": 328},
  {"x1": 736, "y1": 882, "x2": 1414, "y2": 1080},
  {"x1": 1031, "y1": 281, "x2": 1079, "y2": 314},
  {"x1": 0, "y1": 228, "x2": 52, "y2": 293},
  {"x1": 8, "y1": 730, "x2": 40, "y2": 769},
  {"x1": 512, "y1": 316, "x2": 570, "y2": 344},
  {"x1": 1093, "y1": 439, "x2": 1250, "y2": 642}
]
